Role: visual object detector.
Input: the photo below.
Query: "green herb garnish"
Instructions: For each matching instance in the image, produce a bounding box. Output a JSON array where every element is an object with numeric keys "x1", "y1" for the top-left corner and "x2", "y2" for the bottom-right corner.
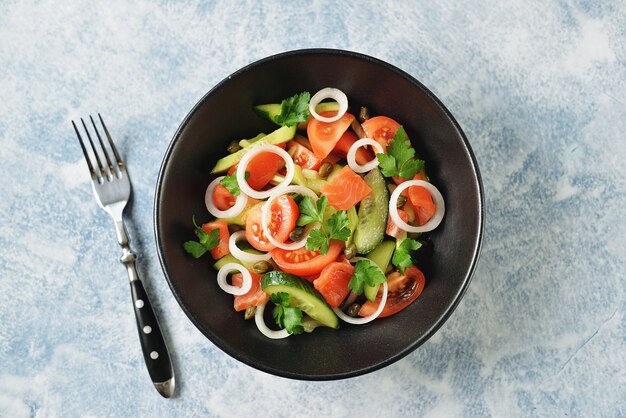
[
  {"x1": 183, "y1": 216, "x2": 220, "y2": 258},
  {"x1": 392, "y1": 238, "x2": 422, "y2": 273},
  {"x1": 271, "y1": 292, "x2": 304, "y2": 335},
  {"x1": 273, "y1": 91, "x2": 311, "y2": 127},
  {"x1": 348, "y1": 259, "x2": 387, "y2": 295},
  {"x1": 377, "y1": 126, "x2": 424, "y2": 179},
  {"x1": 306, "y1": 210, "x2": 351, "y2": 255}
]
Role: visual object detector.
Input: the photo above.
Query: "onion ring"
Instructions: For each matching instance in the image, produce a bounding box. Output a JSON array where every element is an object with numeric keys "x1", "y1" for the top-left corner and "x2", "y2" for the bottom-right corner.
[
  {"x1": 204, "y1": 176, "x2": 248, "y2": 219},
  {"x1": 347, "y1": 138, "x2": 384, "y2": 173},
  {"x1": 228, "y1": 230, "x2": 272, "y2": 263},
  {"x1": 261, "y1": 185, "x2": 319, "y2": 250},
  {"x1": 255, "y1": 300, "x2": 290, "y2": 339},
  {"x1": 236, "y1": 144, "x2": 295, "y2": 200},
  {"x1": 333, "y1": 281, "x2": 389, "y2": 325},
  {"x1": 216, "y1": 262, "x2": 252, "y2": 295},
  {"x1": 309, "y1": 88, "x2": 348, "y2": 123},
  {"x1": 389, "y1": 180, "x2": 445, "y2": 233}
]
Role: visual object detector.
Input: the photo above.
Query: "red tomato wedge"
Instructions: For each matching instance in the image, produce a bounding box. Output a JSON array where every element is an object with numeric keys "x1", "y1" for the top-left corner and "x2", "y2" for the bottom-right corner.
[
  {"x1": 201, "y1": 220, "x2": 230, "y2": 259},
  {"x1": 320, "y1": 166, "x2": 372, "y2": 210},
  {"x1": 232, "y1": 271, "x2": 269, "y2": 312},
  {"x1": 244, "y1": 204, "x2": 274, "y2": 252},
  {"x1": 332, "y1": 131, "x2": 374, "y2": 165},
  {"x1": 212, "y1": 184, "x2": 237, "y2": 210},
  {"x1": 244, "y1": 196, "x2": 298, "y2": 252},
  {"x1": 386, "y1": 208, "x2": 409, "y2": 239},
  {"x1": 271, "y1": 241, "x2": 343, "y2": 276},
  {"x1": 361, "y1": 116, "x2": 401, "y2": 149},
  {"x1": 307, "y1": 111, "x2": 355, "y2": 159},
  {"x1": 313, "y1": 262, "x2": 354, "y2": 308},
  {"x1": 227, "y1": 144, "x2": 286, "y2": 190},
  {"x1": 287, "y1": 138, "x2": 323, "y2": 170},
  {"x1": 358, "y1": 266, "x2": 425, "y2": 318}
]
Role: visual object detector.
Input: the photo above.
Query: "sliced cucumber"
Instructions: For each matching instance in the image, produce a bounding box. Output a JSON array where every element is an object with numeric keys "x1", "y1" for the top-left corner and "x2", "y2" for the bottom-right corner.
[
  {"x1": 353, "y1": 167, "x2": 389, "y2": 254},
  {"x1": 261, "y1": 271, "x2": 339, "y2": 329},
  {"x1": 211, "y1": 125, "x2": 296, "y2": 173},
  {"x1": 253, "y1": 103, "x2": 281, "y2": 123},
  {"x1": 325, "y1": 164, "x2": 344, "y2": 183},
  {"x1": 346, "y1": 206, "x2": 359, "y2": 247},
  {"x1": 238, "y1": 133, "x2": 265, "y2": 149},
  {"x1": 364, "y1": 240, "x2": 395, "y2": 301}
]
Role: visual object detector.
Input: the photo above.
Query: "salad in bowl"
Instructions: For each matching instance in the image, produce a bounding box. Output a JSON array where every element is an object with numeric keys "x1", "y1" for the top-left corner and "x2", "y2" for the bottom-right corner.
[{"x1": 183, "y1": 88, "x2": 445, "y2": 339}]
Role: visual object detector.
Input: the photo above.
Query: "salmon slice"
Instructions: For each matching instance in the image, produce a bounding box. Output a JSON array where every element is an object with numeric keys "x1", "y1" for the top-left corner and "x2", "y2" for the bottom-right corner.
[
  {"x1": 321, "y1": 166, "x2": 372, "y2": 210},
  {"x1": 232, "y1": 271, "x2": 269, "y2": 312}
]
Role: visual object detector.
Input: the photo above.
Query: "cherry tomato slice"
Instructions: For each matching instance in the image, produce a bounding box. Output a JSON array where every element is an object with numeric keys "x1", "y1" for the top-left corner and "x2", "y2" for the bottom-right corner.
[
  {"x1": 361, "y1": 116, "x2": 401, "y2": 149},
  {"x1": 313, "y1": 262, "x2": 354, "y2": 308},
  {"x1": 271, "y1": 240, "x2": 343, "y2": 277},
  {"x1": 268, "y1": 195, "x2": 299, "y2": 243},
  {"x1": 307, "y1": 111, "x2": 355, "y2": 159},
  {"x1": 288, "y1": 137, "x2": 323, "y2": 170},
  {"x1": 201, "y1": 220, "x2": 230, "y2": 259},
  {"x1": 332, "y1": 130, "x2": 374, "y2": 165},
  {"x1": 212, "y1": 184, "x2": 237, "y2": 210},
  {"x1": 358, "y1": 266, "x2": 425, "y2": 318},
  {"x1": 245, "y1": 204, "x2": 274, "y2": 252}
]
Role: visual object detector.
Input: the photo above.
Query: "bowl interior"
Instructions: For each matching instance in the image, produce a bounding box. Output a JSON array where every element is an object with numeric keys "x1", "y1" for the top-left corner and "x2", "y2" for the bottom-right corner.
[{"x1": 155, "y1": 49, "x2": 483, "y2": 380}]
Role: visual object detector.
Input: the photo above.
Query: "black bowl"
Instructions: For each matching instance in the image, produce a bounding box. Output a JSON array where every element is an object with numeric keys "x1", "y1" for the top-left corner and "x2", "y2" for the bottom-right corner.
[{"x1": 154, "y1": 49, "x2": 484, "y2": 380}]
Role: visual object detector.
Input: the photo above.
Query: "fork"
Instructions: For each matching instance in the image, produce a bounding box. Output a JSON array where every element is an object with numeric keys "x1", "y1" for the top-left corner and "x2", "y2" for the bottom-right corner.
[{"x1": 72, "y1": 115, "x2": 175, "y2": 398}]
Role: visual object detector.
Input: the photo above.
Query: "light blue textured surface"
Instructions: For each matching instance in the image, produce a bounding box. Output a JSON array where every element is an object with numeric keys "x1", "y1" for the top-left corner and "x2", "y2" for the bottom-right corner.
[{"x1": 1, "y1": 1, "x2": 624, "y2": 416}]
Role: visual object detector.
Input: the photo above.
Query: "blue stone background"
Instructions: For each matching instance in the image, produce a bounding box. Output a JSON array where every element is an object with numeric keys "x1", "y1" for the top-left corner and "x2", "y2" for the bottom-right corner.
[{"x1": 0, "y1": 1, "x2": 624, "y2": 416}]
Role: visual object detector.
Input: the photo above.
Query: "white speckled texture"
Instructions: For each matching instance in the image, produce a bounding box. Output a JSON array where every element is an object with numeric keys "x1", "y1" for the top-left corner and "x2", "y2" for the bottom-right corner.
[{"x1": 1, "y1": 1, "x2": 625, "y2": 416}]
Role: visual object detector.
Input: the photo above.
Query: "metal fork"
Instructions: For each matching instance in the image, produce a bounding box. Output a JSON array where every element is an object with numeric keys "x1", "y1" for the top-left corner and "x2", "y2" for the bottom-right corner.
[{"x1": 72, "y1": 115, "x2": 175, "y2": 398}]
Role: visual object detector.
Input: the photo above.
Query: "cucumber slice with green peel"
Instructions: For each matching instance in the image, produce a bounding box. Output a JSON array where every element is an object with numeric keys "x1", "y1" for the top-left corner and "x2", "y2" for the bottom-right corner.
[
  {"x1": 353, "y1": 168, "x2": 389, "y2": 254},
  {"x1": 346, "y1": 206, "x2": 359, "y2": 247},
  {"x1": 253, "y1": 104, "x2": 282, "y2": 123},
  {"x1": 364, "y1": 240, "x2": 395, "y2": 301},
  {"x1": 255, "y1": 101, "x2": 340, "y2": 127},
  {"x1": 238, "y1": 133, "x2": 266, "y2": 149},
  {"x1": 261, "y1": 271, "x2": 339, "y2": 329},
  {"x1": 211, "y1": 125, "x2": 296, "y2": 173},
  {"x1": 213, "y1": 253, "x2": 253, "y2": 270},
  {"x1": 219, "y1": 201, "x2": 259, "y2": 226}
]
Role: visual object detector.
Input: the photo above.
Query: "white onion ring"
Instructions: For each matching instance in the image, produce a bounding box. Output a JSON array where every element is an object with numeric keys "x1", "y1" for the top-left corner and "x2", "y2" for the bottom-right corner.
[
  {"x1": 333, "y1": 281, "x2": 388, "y2": 325},
  {"x1": 261, "y1": 185, "x2": 319, "y2": 250},
  {"x1": 228, "y1": 230, "x2": 272, "y2": 263},
  {"x1": 255, "y1": 300, "x2": 290, "y2": 339},
  {"x1": 236, "y1": 144, "x2": 294, "y2": 199},
  {"x1": 389, "y1": 180, "x2": 445, "y2": 233},
  {"x1": 205, "y1": 176, "x2": 248, "y2": 219},
  {"x1": 216, "y1": 263, "x2": 252, "y2": 295},
  {"x1": 309, "y1": 88, "x2": 348, "y2": 123},
  {"x1": 347, "y1": 138, "x2": 384, "y2": 173}
]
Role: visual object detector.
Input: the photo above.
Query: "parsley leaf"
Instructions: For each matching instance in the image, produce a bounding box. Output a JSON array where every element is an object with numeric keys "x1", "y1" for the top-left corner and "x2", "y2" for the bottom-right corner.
[
  {"x1": 305, "y1": 210, "x2": 351, "y2": 254},
  {"x1": 376, "y1": 126, "x2": 425, "y2": 179},
  {"x1": 270, "y1": 292, "x2": 304, "y2": 335},
  {"x1": 297, "y1": 196, "x2": 327, "y2": 226},
  {"x1": 219, "y1": 171, "x2": 249, "y2": 196},
  {"x1": 183, "y1": 216, "x2": 221, "y2": 258},
  {"x1": 348, "y1": 259, "x2": 387, "y2": 295},
  {"x1": 392, "y1": 238, "x2": 422, "y2": 273},
  {"x1": 273, "y1": 91, "x2": 311, "y2": 127}
]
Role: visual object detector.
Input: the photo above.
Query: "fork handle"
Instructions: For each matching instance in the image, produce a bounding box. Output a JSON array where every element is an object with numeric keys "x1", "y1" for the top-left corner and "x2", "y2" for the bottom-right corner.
[
  {"x1": 129, "y1": 277, "x2": 175, "y2": 397},
  {"x1": 121, "y1": 243, "x2": 175, "y2": 398}
]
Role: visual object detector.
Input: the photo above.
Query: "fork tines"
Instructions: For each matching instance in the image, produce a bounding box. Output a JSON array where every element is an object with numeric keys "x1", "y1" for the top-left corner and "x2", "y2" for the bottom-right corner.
[{"x1": 72, "y1": 114, "x2": 124, "y2": 183}]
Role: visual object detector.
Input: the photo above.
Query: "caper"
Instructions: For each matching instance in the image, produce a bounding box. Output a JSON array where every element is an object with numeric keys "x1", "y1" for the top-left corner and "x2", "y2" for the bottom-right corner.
[
  {"x1": 346, "y1": 303, "x2": 361, "y2": 317},
  {"x1": 387, "y1": 183, "x2": 397, "y2": 194},
  {"x1": 227, "y1": 140, "x2": 242, "y2": 154},
  {"x1": 252, "y1": 260, "x2": 272, "y2": 274},
  {"x1": 396, "y1": 195, "x2": 407, "y2": 208},
  {"x1": 289, "y1": 227, "x2": 305, "y2": 242},
  {"x1": 318, "y1": 162, "x2": 333, "y2": 178},
  {"x1": 344, "y1": 244, "x2": 356, "y2": 260},
  {"x1": 228, "y1": 224, "x2": 242, "y2": 234},
  {"x1": 358, "y1": 106, "x2": 370, "y2": 123},
  {"x1": 244, "y1": 306, "x2": 256, "y2": 320}
]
